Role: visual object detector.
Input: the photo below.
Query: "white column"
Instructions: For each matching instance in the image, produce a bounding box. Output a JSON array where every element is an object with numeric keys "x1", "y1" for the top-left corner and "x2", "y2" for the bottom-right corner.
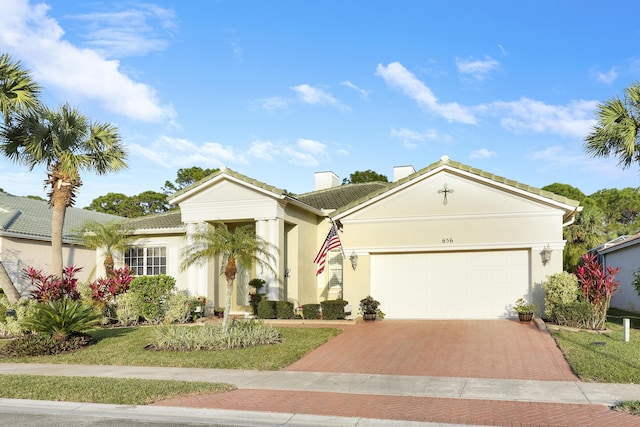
[
  {"x1": 256, "y1": 218, "x2": 282, "y2": 300},
  {"x1": 185, "y1": 222, "x2": 208, "y2": 298}
]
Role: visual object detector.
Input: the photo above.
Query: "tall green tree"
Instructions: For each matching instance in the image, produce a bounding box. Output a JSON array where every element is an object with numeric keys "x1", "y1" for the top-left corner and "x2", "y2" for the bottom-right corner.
[
  {"x1": 342, "y1": 169, "x2": 388, "y2": 185},
  {"x1": 74, "y1": 220, "x2": 135, "y2": 277},
  {"x1": 0, "y1": 103, "x2": 127, "y2": 279},
  {"x1": 0, "y1": 53, "x2": 41, "y2": 302},
  {"x1": 585, "y1": 81, "x2": 640, "y2": 168},
  {"x1": 562, "y1": 207, "x2": 606, "y2": 272},
  {"x1": 588, "y1": 187, "x2": 640, "y2": 238},
  {"x1": 162, "y1": 166, "x2": 218, "y2": 195},
  {"x1": 180, "y1": 223, "x2": 276, "y2": 332}
]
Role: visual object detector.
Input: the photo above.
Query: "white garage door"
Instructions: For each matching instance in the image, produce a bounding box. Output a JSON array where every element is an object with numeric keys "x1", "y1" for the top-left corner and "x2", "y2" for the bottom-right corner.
[{"x1": 371, "y1": 251, "x2": 530, "y2": 319}]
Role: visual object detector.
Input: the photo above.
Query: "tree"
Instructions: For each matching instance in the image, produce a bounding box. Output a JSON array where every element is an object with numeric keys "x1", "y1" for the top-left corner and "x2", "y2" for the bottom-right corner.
[
  {"x1": 162, "y1": 166, "x2": 218, "y2": 195},
  {"x1": 180, "y1": 223, "x2": 276, "y2": 332},
  {"x1": 134, "y1": 190, "x2": 171, "y2": 215},
  {"x1": 0, "y1": 103, "x2": 127, "y2": 279},
  {"x1": 588, "y1": 187, "x2": 640, "y2": 238},
  {"x1": 575, "y1": 252, "x2": 620, "y2": 330},
  {"x1": 0, "y1": 53, "x2": 41, "y2": 124},
  {"x1": 562, "y1": 207, "x2": 606, "y2": 272},
  {"x1": 0, "y1": 53, "x2": 41, "y2": 302},
  {"x1": 342, "y1": 169, "x2": 388, "y2": 185},
  {"x1": 74, "y1": 220, "x2": 135, "y2": 277},
  {"x1": 541, "y1": 183, "x2": 586, "y2": 202},
  {"x1": 585, "y1": 81, "x2": 640, "y2": 168},
  {"x1": 86, "y1": 192, "x2": 141, "y2": 217}
]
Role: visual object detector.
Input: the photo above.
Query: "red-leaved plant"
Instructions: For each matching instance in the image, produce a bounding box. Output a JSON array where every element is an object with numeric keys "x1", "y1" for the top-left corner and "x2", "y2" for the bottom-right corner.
[
  {"x1": 89, "y1": 266, "x2": 133, "y2": 305},
  {"x1": 26, "y1": 265, "x2": 82, "y2": 302},
  {"x1": 574, "y1": 253, "x2": 620, "y2": 330}
]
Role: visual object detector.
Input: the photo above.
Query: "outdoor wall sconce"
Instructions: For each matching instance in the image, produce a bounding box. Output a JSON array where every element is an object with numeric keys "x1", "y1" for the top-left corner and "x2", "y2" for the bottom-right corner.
[
  {"x1": 541, "y1": 245, "x2": 552, "y2": 265},
  {"x1": 349, "y1": 251, "x2": 359, "y2": 271},
  {"x1": 284, "y1": 268, "x2": 291, "y2": 278}
]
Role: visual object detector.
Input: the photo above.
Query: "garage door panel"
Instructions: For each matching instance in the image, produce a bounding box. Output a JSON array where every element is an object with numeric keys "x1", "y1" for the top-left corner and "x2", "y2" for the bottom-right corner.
[{"x1": 371, "y1": 251, "x2": 529, "y2": 319}]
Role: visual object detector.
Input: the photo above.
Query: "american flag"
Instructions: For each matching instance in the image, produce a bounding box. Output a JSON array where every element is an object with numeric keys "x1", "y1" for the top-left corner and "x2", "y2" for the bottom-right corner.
[{"x1": 313, "y1": 223, "x2": 342, "y2": 275}]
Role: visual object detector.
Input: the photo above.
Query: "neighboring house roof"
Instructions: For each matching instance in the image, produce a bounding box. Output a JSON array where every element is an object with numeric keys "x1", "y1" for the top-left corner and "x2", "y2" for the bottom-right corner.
[
  {"x1": 329, "y1": 157, "x2": 581, "y2": 220},
  {"x1": 123, "y1": 209, "x2": 184, "y2": 232},
  {"x1": 0, "y1": 191, "x2": 123, "y2": 242},
  {"x1": 295, "y1": 182, "x2": 389, "y2": 210},
  {"x1": 595, "y1": 233, "x2": 640, "y2": 255}
]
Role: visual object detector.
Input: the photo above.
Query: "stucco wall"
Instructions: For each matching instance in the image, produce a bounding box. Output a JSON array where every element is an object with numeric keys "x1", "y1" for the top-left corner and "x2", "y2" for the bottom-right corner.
[
  {"x1": 0, "y1": 236, "x2": 97, "y2": 296},
  {"x1": 603, "y1": 245, "x2": 640, "y2": 312}
]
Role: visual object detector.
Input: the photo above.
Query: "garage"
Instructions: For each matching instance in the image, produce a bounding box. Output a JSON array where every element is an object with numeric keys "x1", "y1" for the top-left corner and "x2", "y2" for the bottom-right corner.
[{"x1": 370, "y1": 250, "x2": 530, "y2": 319}]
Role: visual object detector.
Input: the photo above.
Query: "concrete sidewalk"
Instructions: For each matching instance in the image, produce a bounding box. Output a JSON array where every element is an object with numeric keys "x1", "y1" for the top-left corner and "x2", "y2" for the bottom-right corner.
[{"x1": 2, "y1": 363, "x2": 640, "y2": 406}]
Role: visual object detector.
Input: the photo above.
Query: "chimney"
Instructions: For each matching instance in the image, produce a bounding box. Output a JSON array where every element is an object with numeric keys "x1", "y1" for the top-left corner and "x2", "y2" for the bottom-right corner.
[
  {"x1": 393, "y1": 165, "x2": 415, "y2": 182},
  {"x1": 315, "y1": 171, "x2": 339, "y2": 190}
]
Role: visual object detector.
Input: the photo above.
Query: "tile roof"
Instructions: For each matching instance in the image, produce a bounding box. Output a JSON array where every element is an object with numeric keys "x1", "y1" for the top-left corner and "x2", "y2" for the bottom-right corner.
[
  {"x1": 329, "y1": 157, "x2": 581, "y2": 218},
  {"x1": 295, "y1": 182, "x2": 389, "y2": 210},
  {"x1": 0, "y1": 191, "x2": 123, "y2": 241},
  {"x1": 123, "y1": 209, "x2": 184, "y2": 230}
]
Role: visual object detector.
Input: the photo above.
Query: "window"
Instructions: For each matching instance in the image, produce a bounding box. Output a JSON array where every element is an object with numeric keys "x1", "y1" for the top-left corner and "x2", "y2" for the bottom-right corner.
[{"x1": 125, "y1": 247, "x2": 166, "y2": 276}]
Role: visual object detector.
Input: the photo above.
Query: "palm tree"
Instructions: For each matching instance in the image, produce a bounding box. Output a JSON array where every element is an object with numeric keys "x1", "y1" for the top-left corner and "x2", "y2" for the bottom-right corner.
[
  {"x1": 0, "y1": 53, "x2": 41, "y2": 302},
  {"x1": 74, "y1": 220, "x2": 135, "y2": 277},
  {"x1": 181, "y1": 223, "x2": 277, "y2": 332},
  {"x1": 585, "y1": 81, "x2": 640, "y2": 168},
  {"x1": 563, "y1": 207, "x2": 606, "y2": 271},
  {"x1": 0, "y1": 103, "x2": 127, "y2": 279},
  {"x1": 0, "y1": 53, "x2": 41, "y2": 123}
]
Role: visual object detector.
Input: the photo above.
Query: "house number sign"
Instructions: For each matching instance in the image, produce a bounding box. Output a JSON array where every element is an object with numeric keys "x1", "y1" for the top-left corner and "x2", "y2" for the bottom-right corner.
[{"x1": 442, "y1": 238, "x2": 454, "y2": 244}]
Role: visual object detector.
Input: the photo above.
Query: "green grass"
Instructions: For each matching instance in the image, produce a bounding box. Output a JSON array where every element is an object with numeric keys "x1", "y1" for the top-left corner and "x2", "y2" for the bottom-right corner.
[
  {"x1": 0, "y1": 325, "x2": 341, "y2": 370},
  {"x1": 551, "y1": 310, "x2": 640, "y2": 383},
  {"x1": 0, "y1": 374, "x2": 233, "y2": 405}
]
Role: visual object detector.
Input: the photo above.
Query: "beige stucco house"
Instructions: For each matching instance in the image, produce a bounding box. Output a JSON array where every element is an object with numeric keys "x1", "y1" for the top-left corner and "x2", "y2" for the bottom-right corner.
[
  {"x1": 130, "y1": 156, "x2": 580, "y2": 319},
  {"x1": 594, "y1": 234, "x2": 640, "y2": 312},
  {"x1": 0, "y1": 191, "x2": 121, "y2": 296}
]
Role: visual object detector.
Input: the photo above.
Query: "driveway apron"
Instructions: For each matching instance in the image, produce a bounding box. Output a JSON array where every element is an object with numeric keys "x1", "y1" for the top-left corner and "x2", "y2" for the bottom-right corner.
[{"x1": 284, "y1": 319, "x2": 578, "y2": 381}]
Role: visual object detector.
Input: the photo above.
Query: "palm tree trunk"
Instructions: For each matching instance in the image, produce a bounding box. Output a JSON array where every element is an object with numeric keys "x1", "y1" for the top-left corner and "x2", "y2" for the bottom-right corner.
[
  {"x1": 222, "y1": 258, "x2": 237, "y2": 333},
  {"x1": 0, "y1": 261, "x2": 20, "y2": 303},
  {"x1": 51, "y1": 195, "x2": 66, "y2": 279}
]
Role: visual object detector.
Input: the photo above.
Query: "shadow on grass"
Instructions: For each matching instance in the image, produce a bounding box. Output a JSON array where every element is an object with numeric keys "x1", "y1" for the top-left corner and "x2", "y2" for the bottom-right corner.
[
  {"x1": 88, "y1": 326, "x2": 138, "y2": 342},
  {"x1": 607, "y1": 308, "x2": 640, "y2": 329}
]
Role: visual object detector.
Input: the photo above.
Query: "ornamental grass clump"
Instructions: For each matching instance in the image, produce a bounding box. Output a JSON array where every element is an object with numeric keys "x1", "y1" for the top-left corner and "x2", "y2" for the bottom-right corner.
[{"x1": 148, "y1": 319, "x2": 282, "y2": 351}]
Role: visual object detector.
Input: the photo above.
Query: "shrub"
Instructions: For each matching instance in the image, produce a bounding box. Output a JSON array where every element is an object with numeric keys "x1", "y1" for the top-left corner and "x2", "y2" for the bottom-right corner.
[
  {"x1": 276, "y1": 301, "x2": 294, "y2": 319},
  {"x1": 0, "y1": 332, "x2": 93, "y2": 357},
  {"x1": 148, "y1": 320, "x2": 282, "y2": 351},
  {"x1": 25, "y1": 265, "x2": 81, "y2": 302},
  {"x1": 163, "y1": 292, "x2": 192, "y2": 324},
  {"x1": 0, "y1": 297, "x2": 38, "y2": 338},
  {"x1": 321, "y1": 300, "x2": 348, "y2": 320},
  {"x1": 89, "y1": 266, "x2": 133, "y2": 305},
  {"x1": 0, "y1": 303, "x2": 5, "y2": 323},
  {"x1": 21, "y1": 299, "x2": 100, "y2": 341},
  {"x1": 257, "y1": 300, "x2": 276, "y2": 319},
  {"x1": 575, "y1": 253, "x2": 620, "y2": 330},
  {"x1": 554, "y1": 301, "x2": 594, "y2": 329},
  {"x1": 302, "y1": 304, "x2": 320, "y2": 319},
  {"x1": 543, "y1": 272, "x2": 579, "y2": 321},
  {"x1": 250, "y1": 293, "x2": 263, "y2": 316},
  {"x1": 128, "y1": 275, "x2": 176, "y2": 323},
  {"x1": 115, "y1": 292, "x2": 140, "y2": 326},
  {"x1": 189, "y1": 296, "x2": 207, "y2": 321}
]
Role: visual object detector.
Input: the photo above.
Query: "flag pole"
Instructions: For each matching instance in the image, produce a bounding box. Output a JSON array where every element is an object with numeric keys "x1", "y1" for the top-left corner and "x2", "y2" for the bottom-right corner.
[{"x1": 328, "y1": 217, "x2": 346, "y2": 257}]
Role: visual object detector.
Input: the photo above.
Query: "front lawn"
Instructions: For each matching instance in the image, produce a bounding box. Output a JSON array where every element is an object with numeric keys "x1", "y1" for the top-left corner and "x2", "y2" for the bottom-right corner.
[
  {"x1": 551, "y1": 309, "x2": 640, "y2": 383},
  {"x1": 0, "y1": 374, "x2": 233, "y2": 405},
  {"x1": 0, "y1": 326, "x2": 341, "y2": 370}
]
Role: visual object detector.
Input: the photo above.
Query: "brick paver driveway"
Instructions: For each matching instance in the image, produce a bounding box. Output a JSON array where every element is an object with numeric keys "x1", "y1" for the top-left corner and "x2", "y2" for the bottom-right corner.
[{"x1": 285, "y1": 319, "x2": 577, "y2": 381}]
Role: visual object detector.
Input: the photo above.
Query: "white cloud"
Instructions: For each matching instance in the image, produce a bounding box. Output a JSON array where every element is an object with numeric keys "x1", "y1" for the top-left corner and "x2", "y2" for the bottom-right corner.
[
  {"x1": 470, "y1": 148, "x2": 496, "y2": 159},
  {"x1": 376, "y1": 62, "x2": 477, "y2": 124},
  {"x1": 248, "y1": 140, "x2": 276, "y2": 160},
  {"x1": 256, "y1": 96, "x2": 289, "y2": 112},
  {"x1": 390, "y1": 127, "x2": 439, "y2": 141},
  {"x1": 341, "y1": 80, "x2": 369, "y2": 98},
  {"x1": 593, "y1": 67, "x2": 617, "y2": 84},
  {"x1": 456, "y1": 56, "x2": 500, "y2": 81},
  {"x1": 71, "y1": 4, "x2": 177, "y2": 58},
  {"x1": 130, "y1": 135, "x2": 243, "y2": 168},
  {"x1": 487, "y1": 98, "x2": 597, "y2": 138},
  {"x1": 0, "y1": 0, "x2": 175, "y2": 122},
  {"x1": 283, "y1": 138, "x2": 327, "y2": 166},
  {"x1": 291, "y1": 84, "x2": 341, "y2": 106}
]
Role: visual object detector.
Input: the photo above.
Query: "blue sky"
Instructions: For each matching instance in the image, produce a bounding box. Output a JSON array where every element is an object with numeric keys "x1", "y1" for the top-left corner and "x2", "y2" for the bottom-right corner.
[{"x1": 1, "y1": 0, "x2": 640, "y2": 208}]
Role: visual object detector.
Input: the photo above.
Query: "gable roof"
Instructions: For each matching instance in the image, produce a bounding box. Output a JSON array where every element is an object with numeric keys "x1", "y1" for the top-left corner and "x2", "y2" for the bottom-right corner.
[
  {"x1": 295, "y1": 182, "x2": 389, "y2": 210},
  {"x1": 0, "y1": 191, "x2": 123, "y2": 242},
  {"x1": 123, "y1": 209, "x2": 184, "y2": 232},
  {"x1": 329, "y1": 157, "x2": 581, "y2": 221}
]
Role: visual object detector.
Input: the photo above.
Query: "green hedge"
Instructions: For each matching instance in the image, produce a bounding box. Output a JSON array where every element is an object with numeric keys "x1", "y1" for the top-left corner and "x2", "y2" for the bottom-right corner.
[
  {"x1": 555, "y1": 301, "x2": 594, "y2": 329},
  {"x1": 320, "y1": 300, "x2": 348, "y2": 320},
  {"x1": 128, "y1": 275, "x2": 176, "y2": 323},
  {"x1": 302, "y1": 304, "x2": 320, "y2": 319},
  {"x1": 257, "y1": 300, "x2": 276, "y2": 319},
  {"x1": 276, "y1": 301, "x2": 294, "y2": 319}
]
